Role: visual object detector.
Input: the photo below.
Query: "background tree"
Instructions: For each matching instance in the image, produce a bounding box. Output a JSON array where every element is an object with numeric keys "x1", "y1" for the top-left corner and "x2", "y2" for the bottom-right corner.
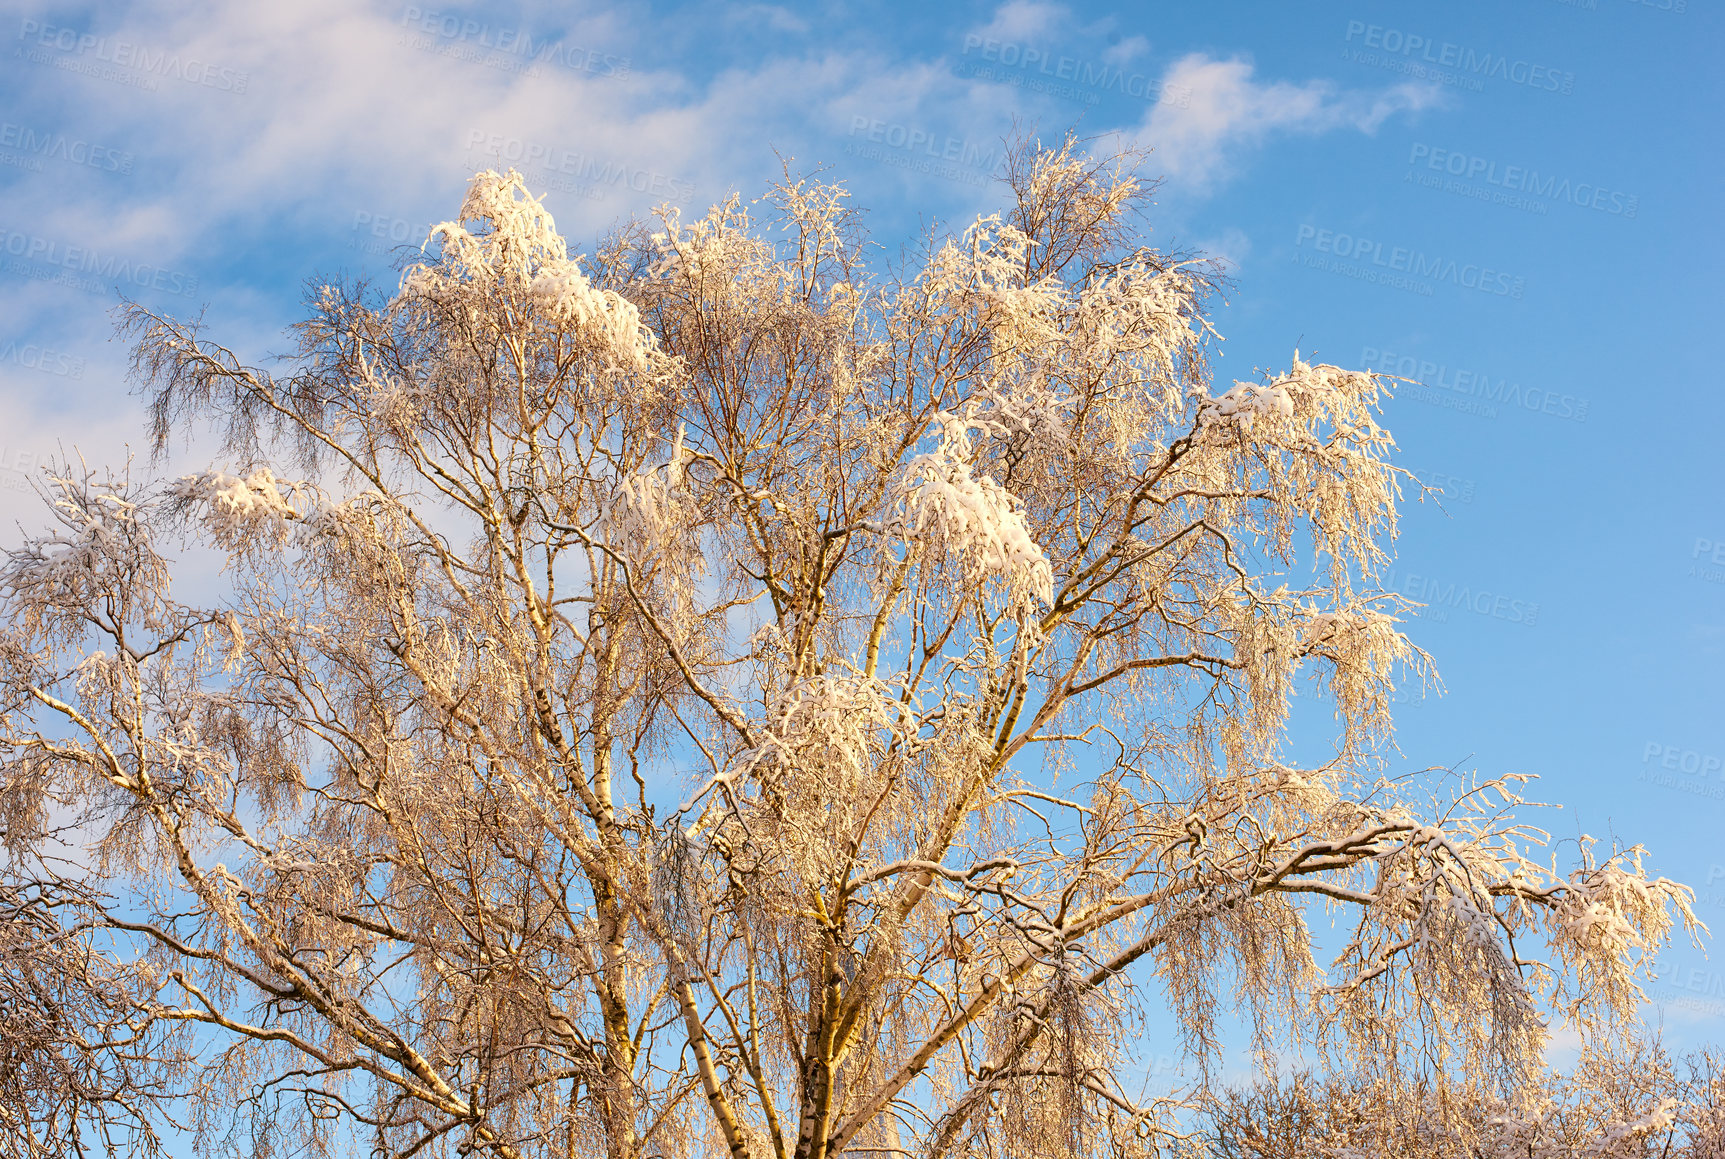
[
  {"x1": 0, "y1": 139, "x2": 1705, "y2": 1158},
  {"x1": 1201, "y1": 1039, "x2": 1725, "y2": 1157}
]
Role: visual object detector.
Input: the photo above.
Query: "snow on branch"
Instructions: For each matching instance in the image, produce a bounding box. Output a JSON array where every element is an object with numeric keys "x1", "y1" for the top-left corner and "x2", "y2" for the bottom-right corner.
[
  {"x1": 168, "y1": 467, "x2": 315, "y2": 549},
  {"x1": 400, "y1": 168, "x2": 665, "y2": 376},
  {"x1": 893, "y1": 412, "x2": 1054, "y2": 613}
]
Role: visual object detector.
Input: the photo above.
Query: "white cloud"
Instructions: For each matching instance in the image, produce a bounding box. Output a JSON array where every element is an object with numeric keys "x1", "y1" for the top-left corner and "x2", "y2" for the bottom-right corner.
[
  {"x1": 970, "y1": 0, "x2": 1066, "y2": 46},
  {"x1": 5, "y1": 0, "x2": 1031, "y2": 273},
  {"x1": 1138, "y1": 54, "x2": 1445, "y2": 191},
  {"x1": 1542, "y1": 1023, "x2": 1586, "y2": 1072},
  {"x1": 1188, "y1": 226, "x2": 1252, "y2": 273},
  {"x1": 0, "y1": 0, "x2": 1031, "y2": 434},
  {"x1": 725, "y1": 4, "x2": 810, "y2": 34},
  {"x1": 1102, "y1": 34, "x2": 1151, "y2": 67},
  {"x1": 5, "y1": 0, "x2": 712, "y2": 259}
]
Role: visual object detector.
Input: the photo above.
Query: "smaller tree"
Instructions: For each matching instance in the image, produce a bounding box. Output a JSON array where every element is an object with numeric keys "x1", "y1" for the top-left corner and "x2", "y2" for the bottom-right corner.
[{"x1": 1202, "y1": 1039, "x2": 1725, "y2": 1158}]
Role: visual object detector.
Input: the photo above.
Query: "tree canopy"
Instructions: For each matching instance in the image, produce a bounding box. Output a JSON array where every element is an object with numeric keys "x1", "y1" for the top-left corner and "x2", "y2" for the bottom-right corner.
[{"x1": 0, "y1": 139, "x2": 1708, "y2": 1159}]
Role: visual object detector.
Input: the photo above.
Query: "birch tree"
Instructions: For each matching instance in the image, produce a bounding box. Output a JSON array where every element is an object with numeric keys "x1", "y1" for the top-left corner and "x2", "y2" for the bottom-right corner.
[
  {"x1": 0, "y1": 139, "x2": 1705, "y2": 1159},
  {"x1": 1203, "y1": 1039, "x2": 1725, "y2": 1157}
]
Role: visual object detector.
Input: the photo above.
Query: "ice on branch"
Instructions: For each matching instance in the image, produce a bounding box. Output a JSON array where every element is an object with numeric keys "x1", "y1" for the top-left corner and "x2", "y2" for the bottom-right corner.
[
  {"x1": 599, "y1": 429, "x2": 691, "y2": 556},
  {"x1": 169, "y1": 468, "x2": 322, "y2": 552},
  {"x1": 1199, "y1": 379, "x2": 1295, "y2": 431},
  {"x1": 893, "y1": 414, "x2": 1053, "y2": 611},
  {"x1": 171, "y1": 468, "x2": 300, "y2": 521},
  {"x1": 975, "y1": 376, "x2": 1073, "y2": 445},
  {"x1": 527, "y1": 262, "x2": 654, "y2": 371},
  {"x1": 1200, "y1": 354, "x2": 1385, "y2": 436},
  {"x1": 1073, "y1": 260, "x2": 1211, "y2": 408},
  {"x1": 1298, "y1": 606, "x2": 1396, "y2": 646},
  {"x1": 700, "y1": 674, "x2": 908, "y2": 856},
  {"x1": 596, "y1": 430, "x2": 704, "y2": 633},
  {"x1": 399, "y1": 169, "x2": 662, "y2": 373},
  {"x1": 757, "y1": 673, "x2": 900, "y2": 787},
  {"x1": 679, "y1": 673, "x2": 901, "y2": 819},
  {"x1": 3, "y1": 501, "x2": 133, "y2": 594},
  {"x1": 418, "y1": 168, "x2": 567, "y2": 284},
  {"x1": 1541, "y1": 846, "x2": 1699, "y2": 1013},
  {"x1": 1480, "y1": 1094, "x2": 1684, "y2": 1159},
  {"x1": 924, "y1": 217, "x2": 1068, "y2": 356},
  {"x1": 0, "y1": 470, "x2": 156, "y2": 618}
]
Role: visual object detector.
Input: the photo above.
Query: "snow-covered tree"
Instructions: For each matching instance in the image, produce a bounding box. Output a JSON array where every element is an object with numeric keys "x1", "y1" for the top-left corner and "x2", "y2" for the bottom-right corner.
[
  {"x1": 0, "y1": 140, "x2": 1706, "y2": 1159},
  {"x1": 1203, "y1": 1039, "x2": 1725, "y2": 1157}
]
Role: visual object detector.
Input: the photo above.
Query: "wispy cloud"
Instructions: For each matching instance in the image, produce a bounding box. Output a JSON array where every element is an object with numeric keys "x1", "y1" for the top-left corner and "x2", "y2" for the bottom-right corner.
[
  {"x1": 969, "y1": 0, "x2": 1067, "y2": 45},
  {"x1": 1102, "y1": 34, "x2": 1151, "y2": 67},
  {"x1": 0, "y1": 0, "x2": 1445, "y2": 498},
  {"x1": 1137, "y1": 54, "x2": 1445, "y2": 191},
  {"x1": 724, "y1": 4, "x2": 810, "y2": 34}
]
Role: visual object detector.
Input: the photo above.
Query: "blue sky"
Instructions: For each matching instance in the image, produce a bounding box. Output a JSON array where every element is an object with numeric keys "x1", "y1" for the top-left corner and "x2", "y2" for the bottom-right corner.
[{"x1": 3, "y1": 0, "x2": 1722, "y2": 1066}]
